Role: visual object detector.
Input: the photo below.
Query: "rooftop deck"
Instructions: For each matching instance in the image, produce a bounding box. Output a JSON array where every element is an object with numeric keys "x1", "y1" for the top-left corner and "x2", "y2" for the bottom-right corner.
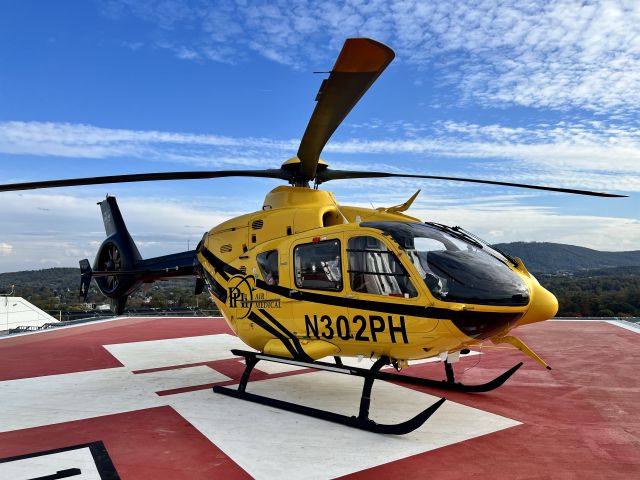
[{"x1": 0, "y1": 316, "x2": 638, "y2": 479}]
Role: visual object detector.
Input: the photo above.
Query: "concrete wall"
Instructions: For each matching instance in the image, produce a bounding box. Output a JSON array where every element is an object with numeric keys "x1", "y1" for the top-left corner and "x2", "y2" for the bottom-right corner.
[{"x1": 0, "y1": 297, "x2": 58, "y2": 331}]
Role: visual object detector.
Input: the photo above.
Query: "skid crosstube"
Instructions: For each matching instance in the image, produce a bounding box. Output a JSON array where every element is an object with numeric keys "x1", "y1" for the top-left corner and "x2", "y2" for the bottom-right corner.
[
  {"x1": 226, "y1": 349, "x2": 523, "y2": 393},
  {"x1": 213, "y1": 350, "x2": 520, "y2": 435}
]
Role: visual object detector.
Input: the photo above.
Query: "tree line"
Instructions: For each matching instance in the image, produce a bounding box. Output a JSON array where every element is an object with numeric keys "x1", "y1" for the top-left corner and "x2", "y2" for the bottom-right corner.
[
  {"x1": 1, "y1": 267, "x2": 639, "y2": 318},
  {"x1": 539, "y1": 269, "x2": 639, "y2": 317}
]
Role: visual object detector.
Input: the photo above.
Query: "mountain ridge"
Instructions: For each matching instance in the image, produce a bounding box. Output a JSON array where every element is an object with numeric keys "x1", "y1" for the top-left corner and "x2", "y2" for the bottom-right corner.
[
  {"x1": 2, "y1": 242, "x2": 639, "y2": 317},
  {"x1": 494, "y1": 241, "x2": 640, "y2": 274},
  {"x1": 1, "y1": 242, "x2": 639, "y2": 281}
]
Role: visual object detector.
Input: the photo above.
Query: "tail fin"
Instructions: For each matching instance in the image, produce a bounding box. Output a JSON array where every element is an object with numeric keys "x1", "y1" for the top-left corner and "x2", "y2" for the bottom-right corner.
[
  {"x1": 91, "y1": 196, "x2": 142, "y2": 314},
  {"x1": 99, "y1": 196, "x2": 142, "y2": 262},
  {"x1": 82, "y1": 195, "x2": 199, "y2": 316}
]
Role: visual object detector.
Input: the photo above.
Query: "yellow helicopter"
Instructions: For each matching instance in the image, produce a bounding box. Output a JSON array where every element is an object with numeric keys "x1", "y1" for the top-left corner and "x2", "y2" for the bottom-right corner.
[{"x1": 0, "y1": 38, "x2": 625, "y2": 434}]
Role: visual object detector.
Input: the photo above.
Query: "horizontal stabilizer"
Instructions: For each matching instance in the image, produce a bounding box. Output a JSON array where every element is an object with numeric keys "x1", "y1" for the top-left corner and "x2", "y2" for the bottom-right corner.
[{"x1": 79, "y1": 259, "x2": 92, "y2": 301}]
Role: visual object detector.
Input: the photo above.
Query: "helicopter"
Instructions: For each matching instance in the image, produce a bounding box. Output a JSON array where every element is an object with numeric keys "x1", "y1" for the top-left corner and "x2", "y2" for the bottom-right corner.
[{"x1": 0, "y1": 38, "x2": 626, "y2": 435}]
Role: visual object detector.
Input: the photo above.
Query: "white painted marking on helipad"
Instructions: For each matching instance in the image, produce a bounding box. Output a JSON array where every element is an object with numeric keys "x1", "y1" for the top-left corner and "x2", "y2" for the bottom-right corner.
[
  {"x1": 136, "y1": 365, "x2": 231, "y2": 390},
  {"x1": 170, "y1": 371, "x2": 520, "y2": 480},
  {"x1": 0, "y1": 447, "x2": 101, "y2": 480},
  {"x1": 0, "y1": 368, "x2": 163, "y2": 432},
  {"x1": 104, "y1": 333, "x2": 246, "y2": 370},
  {"x1": 607, "y1": 320, "x2": 640, "y2": 334},
  {"x1": 0, "y1": 332, "x2": 520, "y2": 479}
]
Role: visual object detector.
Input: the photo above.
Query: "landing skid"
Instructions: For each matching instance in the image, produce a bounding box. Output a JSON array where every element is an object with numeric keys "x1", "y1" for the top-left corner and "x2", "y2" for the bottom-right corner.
[
  {"x1": 213, "y1": 349, "x2": 522, "y2": 435},
  {"x1": 379, "y1": 358, "x2": 524, "y2": 393}
]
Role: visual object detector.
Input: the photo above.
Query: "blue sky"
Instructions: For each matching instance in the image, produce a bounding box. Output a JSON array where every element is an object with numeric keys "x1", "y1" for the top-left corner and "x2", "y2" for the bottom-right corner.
[{"x1": 0, "y1": 0, "x2": 638, "y2": 272}]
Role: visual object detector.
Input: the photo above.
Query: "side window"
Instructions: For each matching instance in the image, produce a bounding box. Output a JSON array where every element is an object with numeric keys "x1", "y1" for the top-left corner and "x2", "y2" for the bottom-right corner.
[
  {"x1": 347, "y1": 236, "x2": 417, "y2": 298},
  {"x1": 257, "y1": 249, "x2": 279, "y2": 286},
  {"x1": 294, "y1": 239, "x2": 342, "y2": 291}
]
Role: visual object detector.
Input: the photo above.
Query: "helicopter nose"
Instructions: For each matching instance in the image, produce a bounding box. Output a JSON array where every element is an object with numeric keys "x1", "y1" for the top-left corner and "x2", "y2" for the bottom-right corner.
[{"x1": 518, "y1": 282, "x2": 558, "y2": 326}]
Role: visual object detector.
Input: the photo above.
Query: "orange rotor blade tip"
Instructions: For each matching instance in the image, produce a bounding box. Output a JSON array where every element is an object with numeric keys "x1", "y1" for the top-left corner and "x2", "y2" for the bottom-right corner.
[{"x1": 333, "y1": 38, "x2": 395, "y2": 73}]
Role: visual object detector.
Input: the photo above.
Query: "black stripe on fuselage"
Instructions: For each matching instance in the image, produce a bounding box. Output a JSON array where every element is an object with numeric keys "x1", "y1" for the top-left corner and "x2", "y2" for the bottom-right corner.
[
  {"x1": 201, "y1": 248, "x2": 313, "y2": 358},
  {"x1": 199, "y1": 247, "x2": 241, "y2": 281},
  {"x1": 254, "y1": 279, "x2": 521, "y2": 338},
  {"x1": 247, "y1": 311, "x2": 301, "y2": 359},
  {"x1": 200, "y1": 248, "x2": 522, "y2": 339},
  {"x1": 201, "y1": 267, "x2": 227, "y2": 303},
  {"x1": 258, "y1": 308, "x2": 312, "y2": 361}
]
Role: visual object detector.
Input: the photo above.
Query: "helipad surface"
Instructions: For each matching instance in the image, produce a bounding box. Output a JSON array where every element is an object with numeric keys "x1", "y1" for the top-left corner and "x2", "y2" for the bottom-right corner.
[{"x1": 0, "y1": 316, "x2": 638, "y2": 479}]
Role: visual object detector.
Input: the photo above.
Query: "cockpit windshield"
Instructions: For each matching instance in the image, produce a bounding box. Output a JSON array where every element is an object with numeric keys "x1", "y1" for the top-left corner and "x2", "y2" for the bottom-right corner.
[{"x1": 361, "y1": 222, "x2": 530, "y2": 306}]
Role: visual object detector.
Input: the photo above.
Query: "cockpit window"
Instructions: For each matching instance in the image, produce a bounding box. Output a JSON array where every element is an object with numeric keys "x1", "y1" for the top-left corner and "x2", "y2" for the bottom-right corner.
[
  {"x1": 257, "y1": 249, "x2": 279, "y2": 286},
  {"x1": 347, "y1": 236, "x2": 417, "y2": 297},
  {"x1": 294, "y1": 239, "x2": 342, "y2": 291},
  {"x1": 361, "y1": 222, "x2": 529, "y2": 306}
]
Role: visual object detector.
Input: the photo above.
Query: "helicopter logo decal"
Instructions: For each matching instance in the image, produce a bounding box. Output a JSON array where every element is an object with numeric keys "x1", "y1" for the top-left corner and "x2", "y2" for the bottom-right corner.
[{"x1": 228, "y1": 275, "x2": 281, "y2": 319}]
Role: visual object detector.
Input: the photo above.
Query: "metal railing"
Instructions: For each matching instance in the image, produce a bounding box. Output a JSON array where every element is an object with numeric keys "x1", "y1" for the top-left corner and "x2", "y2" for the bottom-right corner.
[
  {"x1": 3, "y1": 308, "x2": 222, "y2": 335},
  {"x1": 43, "y1": 307, "x2": 221, "y2": 323}
]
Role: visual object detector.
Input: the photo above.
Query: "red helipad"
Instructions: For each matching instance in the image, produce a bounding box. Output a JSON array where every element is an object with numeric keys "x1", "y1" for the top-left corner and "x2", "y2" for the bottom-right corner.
[{"x1": 0, "y1": 317, "x2": 638, "y2": 479}]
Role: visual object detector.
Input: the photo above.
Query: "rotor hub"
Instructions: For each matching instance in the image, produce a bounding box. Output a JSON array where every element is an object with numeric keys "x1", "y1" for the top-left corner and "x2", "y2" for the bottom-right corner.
[{"x1": 280, "y1": 157, "x2": 329, "y2": 186}]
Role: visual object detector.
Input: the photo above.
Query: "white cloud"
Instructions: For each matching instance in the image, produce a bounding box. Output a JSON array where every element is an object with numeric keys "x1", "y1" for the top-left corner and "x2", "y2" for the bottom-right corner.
[
  {"x1": 101, "y1": 0, "x2": 640, "y2": 113},
  {"x1": 411, "y1": 205, "x2": 640, "y2": 252},
  {"x1": 0, "y1": 121, "x2": 296, "y2": 168},
  {"x1": 0, "y1": 191, "x2": 235, "y2": 272},
  {"x1": 338, "y1": 119, "x2": 640, "y2": 192},
  {"x1": 338, "y1": 190, "x2": 640, "y2": 251},
  {"x1": 120, "y1": 41, "x2": 144, "y2": 51},
  {"x1": 1, "y1": 190, "x2": 637, "y2": 273},
  {"x1": 0, "y1": 243, "x2": 13, "y2": 255},
  {"x1": 3, "y1": 119, "x2": 637, "y2": 193},
  {"x1": 173, "y1": 45, "x2": 201, "y2": 60},
  {"x1": 0, "y1": 121, "x2": 293, "y2": 149}
]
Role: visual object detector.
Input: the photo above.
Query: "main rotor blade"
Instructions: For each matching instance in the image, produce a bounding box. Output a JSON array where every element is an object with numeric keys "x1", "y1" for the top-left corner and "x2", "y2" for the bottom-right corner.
[
  {"x1": 0, "y1": 169, "x2": 290, "y2": 192},
  {"x1": 296, "y1": 38, "x2": 395, "y2": 183},
  {"x1": 317, "y1": 169, "x2": 627, "y2": 197}
]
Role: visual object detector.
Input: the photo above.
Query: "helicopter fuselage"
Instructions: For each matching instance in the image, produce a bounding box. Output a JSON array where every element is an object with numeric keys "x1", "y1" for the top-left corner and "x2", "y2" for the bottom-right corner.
[{"x1": 196, "y1": 186, "x2": 558, "y2": 364}]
